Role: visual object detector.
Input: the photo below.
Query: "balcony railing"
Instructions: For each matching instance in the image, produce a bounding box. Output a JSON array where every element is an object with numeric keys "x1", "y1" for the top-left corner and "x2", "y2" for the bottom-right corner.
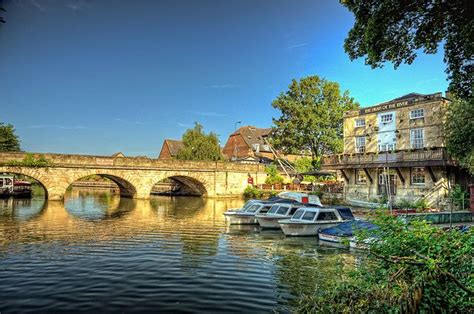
[{"x1": 322, "y1": 147, "x2": 454, "y2": 169}]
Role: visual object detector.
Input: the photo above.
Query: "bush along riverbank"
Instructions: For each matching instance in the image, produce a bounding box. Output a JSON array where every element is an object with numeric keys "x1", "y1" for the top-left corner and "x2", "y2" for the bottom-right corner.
[{"x1": 289, "y1": 212, "x2": 473, "y2": 313}]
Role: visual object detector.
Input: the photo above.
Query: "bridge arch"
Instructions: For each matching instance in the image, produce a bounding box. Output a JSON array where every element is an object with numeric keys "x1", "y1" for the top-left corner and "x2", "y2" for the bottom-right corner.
[
  {"x1": 0, "y1": 166, "x2": 50, "y2": 198},
  {"x1": 67, "y1": 172, "x2": 139, "y2": 199},
  {"x1": 149, "y1": 173, "x2": 210, "y2": 197}
]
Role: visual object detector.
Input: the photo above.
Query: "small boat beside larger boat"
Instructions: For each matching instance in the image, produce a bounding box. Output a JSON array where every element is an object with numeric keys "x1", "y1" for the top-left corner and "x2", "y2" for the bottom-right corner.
[
  {"x1": 278, "y1": 206, "x2": 355, "y2": 236},
  {"x1": 224, "y1": 201, "x2": 276, "y2": 225},
  {"x1": 318, "y1": 220, "x2": 379, "y2": 243},
  {"x1": 255, "y1": 202, "x2": 303, "y2": 229}
]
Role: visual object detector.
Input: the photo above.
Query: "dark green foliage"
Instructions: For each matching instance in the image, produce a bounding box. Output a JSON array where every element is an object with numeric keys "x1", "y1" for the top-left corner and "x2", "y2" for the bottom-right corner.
[
  {"x1": 176, "y1": 122, "x2": 223, "y2": 161},
  {"x1": 243, "y1": 185, "x2": 264, "y2": 199},
  {"x1": 271, "y1": 76, "x2": 358, "y2": 166},
  {"x1": 293, "y1": 157, "x2": 316, "y2": 182},
  {"x1": 445, "y1": 98, "x2": 474, "y2": 174},
  {"x1": 264, "y1": 164, "x2": 284, "y2": 184},
  {"x1": 341, "y1": 0, "x2": 473, "y2": 100},
  {"x1": 289, "y1": 213, "x2": 474, "y2": 312},
  {"x1": 448, "y1": 184, "x2": 469, "y2": 209},
  {"x1": 0, "y1": 122, "x2": 20, "y2": 151},
  {"x1": 5, "y1": 153, "x2": 52, "y2": 168}
]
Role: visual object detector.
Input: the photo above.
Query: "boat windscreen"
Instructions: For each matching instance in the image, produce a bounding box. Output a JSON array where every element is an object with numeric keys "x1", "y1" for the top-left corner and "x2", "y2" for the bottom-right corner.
[
  {"x1": 267, "y1": 205, "x2": 280, "y2": 214},
  {"x1": 245, "y1": 204, "x2": 261, "y2": 213},
  {"x1": 242, "y1": 201, "x2": 256, "y2": 210},
  {"x1": 337, "y1": 207, "x2": 355, "y2": 220},
  {"x1": 302, "y1": 211, "x2": 316, "y2": 221},
  {"x1": 276, "y1": 206, "x2": 289, "y2": 215},
  {"x1": 292, "y1": 209, "x2": 305, "y2": 220}
]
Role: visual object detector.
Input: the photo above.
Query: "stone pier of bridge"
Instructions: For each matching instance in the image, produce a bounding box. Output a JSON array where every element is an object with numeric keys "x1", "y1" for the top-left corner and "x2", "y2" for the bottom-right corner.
[{"x1": 0, "y1": 152, "x2": 267, "y2": 200}]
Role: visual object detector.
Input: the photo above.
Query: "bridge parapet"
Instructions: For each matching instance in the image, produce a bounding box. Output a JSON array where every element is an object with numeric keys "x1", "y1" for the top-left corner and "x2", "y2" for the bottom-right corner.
[{"x1": 0, "y1": 152, "x2": 266, "y2": 172}]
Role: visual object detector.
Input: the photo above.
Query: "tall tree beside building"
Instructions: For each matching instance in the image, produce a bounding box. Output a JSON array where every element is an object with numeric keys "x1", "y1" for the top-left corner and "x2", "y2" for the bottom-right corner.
[
  {"x1": 340, "y1": 0, "x2": 473, "y2": 100},
  {"x1": 176, "y1": 122, "x2": 222, "y2": 161},
  {"x1": 0, "y1": 122, "x2": 21, "y2": 152},
  {"x1": 271, "y1": 75, "x2": 358, "y2": 168},
  {"x1": 445, "y1": 98, "x2": 474, "y2": 174}
]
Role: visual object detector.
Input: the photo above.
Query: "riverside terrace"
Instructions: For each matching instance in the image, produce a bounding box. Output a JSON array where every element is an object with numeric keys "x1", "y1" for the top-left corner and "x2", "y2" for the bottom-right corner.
[{"x1": 0, "y1": 152, "x2": 267, "y2": 200}]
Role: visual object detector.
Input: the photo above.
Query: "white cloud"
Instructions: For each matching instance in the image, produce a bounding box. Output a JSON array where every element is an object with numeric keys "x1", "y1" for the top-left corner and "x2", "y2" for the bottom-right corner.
[
  {"x1": 287, "y1": 43, "x2": 308, "y2": 49},
  {"x1": 177, "y1": 122, "x2": 193, "y2": 128}
]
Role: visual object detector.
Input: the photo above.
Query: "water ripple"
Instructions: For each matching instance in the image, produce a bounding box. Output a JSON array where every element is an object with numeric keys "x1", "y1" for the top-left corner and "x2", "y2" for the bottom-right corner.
[{"x1": 0, "y1": 192, "x2": 357, "y2": 312}]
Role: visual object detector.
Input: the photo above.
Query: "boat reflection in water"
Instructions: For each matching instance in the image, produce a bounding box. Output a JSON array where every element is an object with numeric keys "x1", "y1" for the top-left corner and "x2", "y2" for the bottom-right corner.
[{"x1": 0, "y1": 190, "x2": 359, "y2": 313}]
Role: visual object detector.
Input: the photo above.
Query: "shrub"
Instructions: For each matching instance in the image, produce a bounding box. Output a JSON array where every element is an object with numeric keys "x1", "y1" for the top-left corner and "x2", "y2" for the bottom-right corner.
[
  {"x1": 243, "y1": 185, "x2": 264, "y2": 199},
  {"x1": 414, "y1": 198, "x2": 429, "y2": 210},
  {"x1": 449, "y1": 184, "x2": 469, "y2": 209},
  {"x1": 291, "y1": 212, "x2": 474, "y2": 313},
  {"x1": 5, "y1": 153, "x2": 52, "y2": 168}
]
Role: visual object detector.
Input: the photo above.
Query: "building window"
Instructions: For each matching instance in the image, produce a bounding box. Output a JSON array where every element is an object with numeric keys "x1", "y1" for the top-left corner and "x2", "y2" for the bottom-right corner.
[
  {"x1": 252, "y1": 143, "x2": 260, "y2": 152},
  {"x1": 412, "y1": 167, "x2": 425, "y2": 185},
  {"x1": 355, "y1": 136, "x2": 366, "y2": 153},
  {"x1": 355, "y1": 118, "x2": 366, "y2": 127},
  {"x1": 356, "y1": 170, "x2": 367, "y2": 184},
  {"x1": 379, "y1": 143, "x2": 396, "y2": 152},
  {"x1": 410, "y1": 128, "x2": 424, "y2": 149},
  {"x1": 380, "y1": 113, "x2": 393, "y2": 123},
  {"x1": 410, "y1": 108, "x2": 424, "y2": 119}
]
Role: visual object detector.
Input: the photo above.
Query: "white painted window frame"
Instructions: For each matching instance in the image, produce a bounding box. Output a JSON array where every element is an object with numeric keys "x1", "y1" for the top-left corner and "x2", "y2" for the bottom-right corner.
[
  {"x1": 410, "y1": 128, "x2": 424, "y2": 149},
  {"x1": 410, "y1": 108, "x2": 424, "y2": 119},
  {"x1": 355, "y1": 118, "x2": 366, "y2": 128},
  {"x1": 355, "y1": 136, "x2": 366, "y2": 153},
  {"x1": 411, "y1": 167, "x2": 426, "y2": 185},
  {"x1": 380, "y1": 113, "x2": 393, "y2": 124}
]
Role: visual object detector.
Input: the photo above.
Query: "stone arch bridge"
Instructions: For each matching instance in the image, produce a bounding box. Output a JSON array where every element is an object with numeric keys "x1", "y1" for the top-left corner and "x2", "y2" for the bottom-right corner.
[{"x1": 0, "y1": 152, "x2": 267, "y2": 200}]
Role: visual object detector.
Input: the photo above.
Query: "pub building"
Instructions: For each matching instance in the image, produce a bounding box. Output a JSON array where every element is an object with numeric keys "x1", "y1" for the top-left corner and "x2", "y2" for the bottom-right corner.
[{"x1": 322, "y1": 92, "x2": 471, "y2": 208}]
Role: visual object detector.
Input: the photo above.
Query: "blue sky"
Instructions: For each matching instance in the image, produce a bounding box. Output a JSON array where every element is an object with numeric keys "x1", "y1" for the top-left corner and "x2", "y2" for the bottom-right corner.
[{"x1": 0, "y1": 0, "x2": 448, "y2": 156}]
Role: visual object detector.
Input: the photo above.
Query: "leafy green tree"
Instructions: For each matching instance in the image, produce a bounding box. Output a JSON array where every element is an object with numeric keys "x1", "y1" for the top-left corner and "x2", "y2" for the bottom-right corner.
[
  {"x1": 0, "y1": 122, "x2": 21, "y2": 151},
  {"x1": 264, "y1": 164, "x2": 284, "y2": 184},
  {"x1": 271, "y1": 75, "x2": 359, "y2": 168},
  {"x1": 341, "y1": 0, "x2": 473, "y2": 100},
  {"x1": 445, "y1": 98, "x2": 474, "y2": 174},
  {"x1": 176, "y1": 122, "x2": 222, "y2": 161},
  {"x1": 293, "y1": 157, "x2": 316, "y2": 182}
]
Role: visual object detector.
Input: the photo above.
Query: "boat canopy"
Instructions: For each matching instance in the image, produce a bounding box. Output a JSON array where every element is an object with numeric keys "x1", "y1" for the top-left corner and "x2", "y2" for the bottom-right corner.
[
  {"x1": 320, "y1": 220, "x2": 378, "y2": 237},
  {"x1": 334, "y1": 207, "x2": 355, "y2": 220}
]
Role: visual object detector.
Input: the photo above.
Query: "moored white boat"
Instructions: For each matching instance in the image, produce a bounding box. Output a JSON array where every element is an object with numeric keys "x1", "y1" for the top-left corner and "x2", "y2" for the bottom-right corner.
[
  {"x1": 346, "y1": 198, "x2": 387, "y2": 209},
  {"x1": 255, "y1": 203, "x2": 302, "y2": 228},
  {"x1": 278, "y1": 206, "x2": 354, "y2": 236},
  {"x1": 224, "y1": 202, "x2": 275, "y2": 225}
]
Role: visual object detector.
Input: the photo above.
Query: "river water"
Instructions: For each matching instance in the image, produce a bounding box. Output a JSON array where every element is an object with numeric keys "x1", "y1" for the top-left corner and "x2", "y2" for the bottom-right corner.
[{"x1": 0, "y1": 191, "x2": 358, "y2": 313}]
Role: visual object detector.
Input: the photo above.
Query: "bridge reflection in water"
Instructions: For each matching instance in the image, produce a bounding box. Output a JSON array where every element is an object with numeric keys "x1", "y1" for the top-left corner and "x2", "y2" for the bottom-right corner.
[{"x1": 0, "y1": 191, "x2": 358, "y2": 313}]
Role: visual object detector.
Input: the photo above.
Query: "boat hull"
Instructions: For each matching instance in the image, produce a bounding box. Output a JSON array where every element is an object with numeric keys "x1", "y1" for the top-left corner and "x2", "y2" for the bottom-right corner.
[
  {"x1": 318, "y1": 233, "x2": 345, "y2": 243},
  {"x1": 279, "y1": 222, "x2": 340, "y2": 236},
  {"x1": 224, "y1": 214, "x2": 258, "y2": 225},
  {"x1": 256, "y1": 215, "x2": 290, "y2": 228}
]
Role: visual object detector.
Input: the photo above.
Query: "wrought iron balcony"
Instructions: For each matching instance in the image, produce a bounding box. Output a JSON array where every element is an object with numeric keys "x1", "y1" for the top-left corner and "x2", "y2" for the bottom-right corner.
[{"x1": 321, "y1": 147, "x2": 455, "y2": 169}]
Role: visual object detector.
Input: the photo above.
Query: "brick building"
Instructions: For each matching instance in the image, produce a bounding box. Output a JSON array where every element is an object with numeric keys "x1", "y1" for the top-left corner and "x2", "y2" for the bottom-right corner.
[
  {"x1": 158, "y1": 139, "x2": 184, "y2": 160},
  {"x1": 322, "y1": 92, "x2": 471, "y2": 208}
]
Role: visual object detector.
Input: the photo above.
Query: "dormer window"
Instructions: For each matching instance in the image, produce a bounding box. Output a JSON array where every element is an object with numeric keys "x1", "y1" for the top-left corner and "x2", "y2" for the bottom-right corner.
[
  {"x1": 355, "y1": 118, "x2": 365, "y2": 127},
  {"x1": 410, "y1": 108, "x2": 424, "y2": 119},
  {"x1": 380, "y1": 113, "x2": 393, "y2": 123}
]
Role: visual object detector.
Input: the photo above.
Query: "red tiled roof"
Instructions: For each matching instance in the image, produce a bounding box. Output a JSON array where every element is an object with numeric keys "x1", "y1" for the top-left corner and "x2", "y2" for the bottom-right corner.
[
  {"x1": 164, "y1": 139, "x2": 184, "y2": 156},
  {"x1": 231, "y1": 126, "x2": 273, "y2": 152}
]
